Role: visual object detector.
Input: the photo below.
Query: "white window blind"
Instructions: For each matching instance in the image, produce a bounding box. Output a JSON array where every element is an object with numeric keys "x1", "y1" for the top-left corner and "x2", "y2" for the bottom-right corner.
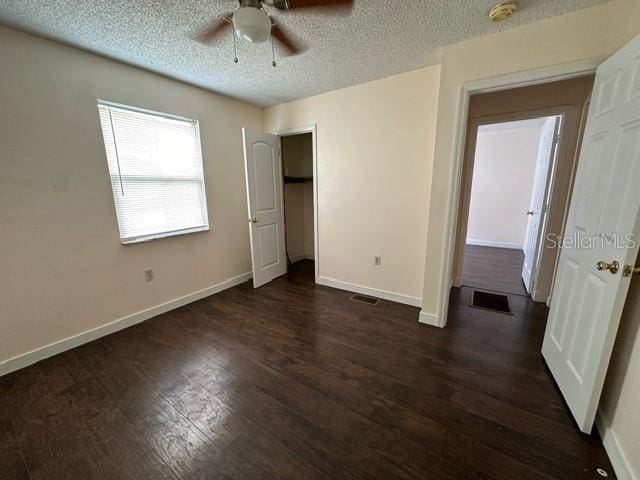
[{"x1": 97, "y1": 101, "x2": 209, "y2": 244}]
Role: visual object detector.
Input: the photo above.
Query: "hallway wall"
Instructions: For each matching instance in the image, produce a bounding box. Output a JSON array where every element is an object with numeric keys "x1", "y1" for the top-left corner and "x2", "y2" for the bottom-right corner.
[{"x1": 466, "y1": 122, "x2": 542, "y2": 249}]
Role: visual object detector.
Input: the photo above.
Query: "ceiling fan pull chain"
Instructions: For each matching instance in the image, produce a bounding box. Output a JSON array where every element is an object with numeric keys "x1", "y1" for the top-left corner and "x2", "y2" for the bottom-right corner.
[
  {"x1": 271, "y1": 35, "x2": 277, "y2": 67},
  {"x1": 232, "y1": 28, "x2": 238, "y2": 64}
]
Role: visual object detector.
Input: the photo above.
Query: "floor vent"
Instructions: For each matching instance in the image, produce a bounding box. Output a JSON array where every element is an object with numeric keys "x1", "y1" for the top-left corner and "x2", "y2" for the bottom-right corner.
[
  {"x1": 470, "y1": 290, "x2": 512, "y2": 314},
  {"x1": 351, "y1": 294, "x2": 380, "y2": 305}
]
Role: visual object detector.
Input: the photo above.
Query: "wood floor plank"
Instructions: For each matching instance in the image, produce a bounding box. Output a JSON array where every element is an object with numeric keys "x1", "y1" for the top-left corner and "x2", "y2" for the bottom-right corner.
[{"x1": 1, "y1": 260, "x2": 616, "y2": 479}]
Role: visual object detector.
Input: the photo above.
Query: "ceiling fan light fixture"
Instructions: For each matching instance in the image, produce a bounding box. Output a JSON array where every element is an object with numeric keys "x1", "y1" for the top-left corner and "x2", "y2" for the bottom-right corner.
[{"x1": 233, "y1": 6, "x2": 272, "y2": 43}]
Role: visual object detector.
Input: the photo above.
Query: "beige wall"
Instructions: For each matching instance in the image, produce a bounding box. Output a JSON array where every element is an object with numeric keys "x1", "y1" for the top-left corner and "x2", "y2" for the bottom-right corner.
[
  {"x1": 0, "y1": 26, "x2": 261, "y2": 366},
  {"x1": 303, "y1": 182, "x2": 314, "y2": 258},
  {"x1": 282, "y1": 133, "x2": 314, "y2": 262},
  {"x1": 284, "y1": 182, "x2": 314, "y2": 261},
  {"x1": 466, "y1": 125, "x2": 541, "y2": 248},
  {"x1": 264, "y1": 65, "x2": 440, "y2": 302},
  {"x1": 282, "y1": 133, "x2": 313, "y2": 178}
]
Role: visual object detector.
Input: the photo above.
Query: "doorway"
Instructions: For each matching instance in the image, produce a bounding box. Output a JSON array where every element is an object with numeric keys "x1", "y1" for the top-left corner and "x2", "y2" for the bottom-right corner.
[
  {"x1": 242, "y1": 125, "x2": 318, "y2": 288},
  {"x1": 280, "y1": 131, "x2": 315, "y2": 279},
  {"x1": 461, "y1": 115, "x2": 562, "y2": 298},
  {"x1": 451, "y1": 75, "x2": 595, "y2": 306}
]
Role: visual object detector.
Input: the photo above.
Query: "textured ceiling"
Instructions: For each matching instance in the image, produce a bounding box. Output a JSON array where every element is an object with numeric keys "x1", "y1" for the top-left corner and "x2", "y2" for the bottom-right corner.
[{"x1": 0, "y1": 0, "x2": 609, "y2": 106}]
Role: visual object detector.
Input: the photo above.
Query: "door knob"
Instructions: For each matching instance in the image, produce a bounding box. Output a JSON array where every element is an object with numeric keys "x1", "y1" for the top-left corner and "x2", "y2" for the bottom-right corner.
[
  {"x1": 248, "y1": 217, "x2": 258, "y2": 223},
  {"x1": 596, "y1": 260, "x2": 619, "y2": 274},
  {"x1": 526, "y1": 211, "x2": 534, "y2": 216},
  {"x1": 622, "y1": 265, "x2": 640, "y2": 277}
]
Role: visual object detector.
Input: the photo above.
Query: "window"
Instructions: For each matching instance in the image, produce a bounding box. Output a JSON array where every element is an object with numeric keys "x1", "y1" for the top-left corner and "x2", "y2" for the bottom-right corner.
[{"x1": 97, "y1": 101, "x2": 209, "y2": 244}]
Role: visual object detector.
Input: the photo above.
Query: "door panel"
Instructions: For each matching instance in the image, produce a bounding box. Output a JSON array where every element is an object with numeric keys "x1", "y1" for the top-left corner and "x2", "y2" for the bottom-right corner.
[
  {"x1": 243, "y1": 128, "x2": 286, "y2": 288},
  {"x1": 542, "y1": 34, "x2": 640, "y2": 433},
  {"x1": 522, "y1": 116, "x2": 559, "y2": 293},
  {"x1": 257, "y1": 223, "x2": 280, "y2": 268}
]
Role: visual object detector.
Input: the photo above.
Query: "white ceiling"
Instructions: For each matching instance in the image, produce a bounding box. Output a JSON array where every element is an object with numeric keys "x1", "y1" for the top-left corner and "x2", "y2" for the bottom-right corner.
[{"x1": 0, "y1": 0, "x2": 608, "y2": 107}]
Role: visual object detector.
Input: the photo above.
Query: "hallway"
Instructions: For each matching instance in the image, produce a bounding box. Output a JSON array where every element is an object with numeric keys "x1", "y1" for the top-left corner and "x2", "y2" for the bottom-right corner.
[{"x1": 462, "y1": 244, "x2": 528, "y2": 296}]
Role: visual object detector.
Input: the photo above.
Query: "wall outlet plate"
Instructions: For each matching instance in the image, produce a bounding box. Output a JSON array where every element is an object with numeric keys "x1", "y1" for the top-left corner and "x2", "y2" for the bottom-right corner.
[
  {"x1": 374, "y1": 256, "x2": 381, "y2": 266},
  {"x1": 144, "y1": 269, "x2": 154, "y2": 282}
]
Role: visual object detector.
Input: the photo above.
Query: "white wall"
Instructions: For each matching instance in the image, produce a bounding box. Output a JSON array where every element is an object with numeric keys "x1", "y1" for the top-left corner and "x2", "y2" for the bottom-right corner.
[
  {"x1": 599, "y1": 278, "x2": 640, "y2": 479},
  {"x1": 0, "y1": 26, "x2": 261, "y2": 369},
  {"x1": 466, "y1": 123, "x2": 541, "y2": 249},
  {"x1": 264, "y1": 65, "x2": 441, "y2": 304}
]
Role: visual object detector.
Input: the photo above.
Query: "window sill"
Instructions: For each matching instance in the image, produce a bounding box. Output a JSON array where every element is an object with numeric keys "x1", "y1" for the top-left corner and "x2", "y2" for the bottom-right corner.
[{"x1": 120, "y1": 225, "x2": 210, "y2": 244}]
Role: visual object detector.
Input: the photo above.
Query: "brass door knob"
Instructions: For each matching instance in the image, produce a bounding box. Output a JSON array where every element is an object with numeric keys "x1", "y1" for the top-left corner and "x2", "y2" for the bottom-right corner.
[
  {"x1": 623, "y1": 265, "x2": 640, "y2": 277},
  {"x1": 526, "y1": 210, "x2": 534, "y2": 216},
  {"x1": 596, "y1": 260, "x2": 619, "y2": 274}
]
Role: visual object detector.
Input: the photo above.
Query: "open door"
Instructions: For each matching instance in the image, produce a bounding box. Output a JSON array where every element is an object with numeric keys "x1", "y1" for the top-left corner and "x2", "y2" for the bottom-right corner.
[
  {"x1": 522, "y1": 116, "x2": 561, "y2": 294},
  {"x1": 542, "y1": 34, "x2": 640, "y2": 433},
  {"x1": 242, "y1": 128, "x2": 286, "y2": 288}
]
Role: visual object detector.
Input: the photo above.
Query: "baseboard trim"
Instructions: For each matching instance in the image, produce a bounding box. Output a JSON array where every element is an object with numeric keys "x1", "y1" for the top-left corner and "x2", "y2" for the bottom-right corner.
[
  {"x1": 316, "y1": 276, "x2": 421, "y2": 307},
  {"x1": 289, "y1": 254, "x2": 315, "y2": 263},
  {"x1": 531, "y1": 289, "x2": 546, "y2": 303},
  {"x1": 466, "y1": 239, "x2": 523, "y2": 250},
  {"x1": 418, "y1": 310, "x2": 443, "y2": 328},
  {"x1": 596, "y1": 410, "x2": 637, "y2": 480},
  {"x1": 0, "y1": 271, "x2": 253, "y2": 377}
]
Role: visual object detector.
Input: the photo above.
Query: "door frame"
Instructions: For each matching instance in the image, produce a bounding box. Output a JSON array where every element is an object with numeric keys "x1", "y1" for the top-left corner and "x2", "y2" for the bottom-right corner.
[
  {"x1": 438, "y1": 61, "x2": 600, "y2": 328},
  {"x1": 272, "y1": 125, "x2": 319, "y2": 284},
  {"x1": 452, "y1": 109, "x2": 565, "y2": 299}
]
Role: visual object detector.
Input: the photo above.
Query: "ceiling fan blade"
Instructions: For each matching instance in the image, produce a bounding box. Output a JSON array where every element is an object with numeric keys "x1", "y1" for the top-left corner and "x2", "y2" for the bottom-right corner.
[
  {"x1": 194, "y1": 17, "x2": 232, "y2": 44},
  {"x1": 278, "y1": 0, "x2": 353, "y2": 11},
  {"x1": 271, "y1": 24, "x2": 306, "y2": 56}
]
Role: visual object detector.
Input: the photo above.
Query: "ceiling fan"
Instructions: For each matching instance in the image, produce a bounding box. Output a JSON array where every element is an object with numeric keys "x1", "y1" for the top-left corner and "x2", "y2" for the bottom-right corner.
[{"x1": 195, "y1": 0, "x2": 354, "y2": 62}]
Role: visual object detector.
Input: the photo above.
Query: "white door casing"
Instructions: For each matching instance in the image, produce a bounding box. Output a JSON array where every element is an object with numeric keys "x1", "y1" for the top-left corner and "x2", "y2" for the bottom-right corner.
[
  {"x1": 242, "y1": 128, "x2": 287, "y2": 288},
  {"x1": 522, "y1": 116, "x2": 561, "y2": 293},
  {"x1": 542, "y1": 34, "x2": 640, "y2": 433}
]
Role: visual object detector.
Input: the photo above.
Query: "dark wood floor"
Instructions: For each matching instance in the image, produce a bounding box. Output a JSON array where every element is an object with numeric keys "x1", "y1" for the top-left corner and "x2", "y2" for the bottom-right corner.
[
  {"x1": 462, "y1": 244, "x2": 528, "y2": 296},
  {"x1": 0, "y1": 260, "x2": 614, "y2": 479}
]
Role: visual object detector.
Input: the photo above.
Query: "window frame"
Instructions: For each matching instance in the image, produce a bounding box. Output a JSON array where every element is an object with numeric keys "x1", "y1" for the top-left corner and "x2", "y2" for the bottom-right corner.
[{"x1": 97, "y1": 99, "x2": 210, "y2": 244}]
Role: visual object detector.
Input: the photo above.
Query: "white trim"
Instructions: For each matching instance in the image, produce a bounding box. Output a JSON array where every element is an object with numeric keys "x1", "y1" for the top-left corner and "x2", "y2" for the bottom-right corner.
[
  {"x1": 97, "y1": 99, "x2": 198, "y2": 123},
  {"x1": 0, "y1": 271, "x2": 252, "y2": 377},
  {"x1": 596, "y1": 411, "x2": 637, "y2": 480},
  {"x1": 289, "y1": 253, "x2": 315, "y2": 263},
  {"x1": 274, "y1": 125, "x2": 319, "y2": 284},
  {"x1": 317, "y1": 276, "x2": 422, "y2": 307},
  {"x1": 466, "y1": 239, "x2": 523, "y2": 250},
  {"x1": 121, "y1": 224, "x2": 209, "y2": 244},
  {"x1": 418, "y1": 310, "x2": 443, "y2": 327},
  {"x1": 437, "y1": 60, "x2": 601, "y2": 328},
  {"x1": 531, "y1": 289, "x2": 547, "y2": 303}
]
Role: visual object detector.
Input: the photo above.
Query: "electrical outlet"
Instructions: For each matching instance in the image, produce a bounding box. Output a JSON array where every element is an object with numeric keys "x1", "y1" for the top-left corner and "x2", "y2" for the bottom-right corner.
[
  {"x1": 374, "y1": 256, "x2": 381, "y2": 266},
  {"x1": 144, "y1": 269, "x2": 154, "y2": 282}
]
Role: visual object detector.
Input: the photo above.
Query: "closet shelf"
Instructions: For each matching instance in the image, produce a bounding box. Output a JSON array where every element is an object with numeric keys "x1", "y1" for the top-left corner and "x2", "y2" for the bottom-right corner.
[{"x1": 284, "y1": 176, "x2": 313, "y2": 184}]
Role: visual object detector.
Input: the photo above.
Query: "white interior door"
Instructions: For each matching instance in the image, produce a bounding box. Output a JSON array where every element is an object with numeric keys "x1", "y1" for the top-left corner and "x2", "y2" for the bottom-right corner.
[
  {"x1": 522, "y1": 116, "x2": 561, "y2": 293},
  {"x1": 242, "y1": 128, "x2": 286, "y2": 288},
  {"x1": 542, "y1": 34, "x2": 640, "y2": 433}
]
